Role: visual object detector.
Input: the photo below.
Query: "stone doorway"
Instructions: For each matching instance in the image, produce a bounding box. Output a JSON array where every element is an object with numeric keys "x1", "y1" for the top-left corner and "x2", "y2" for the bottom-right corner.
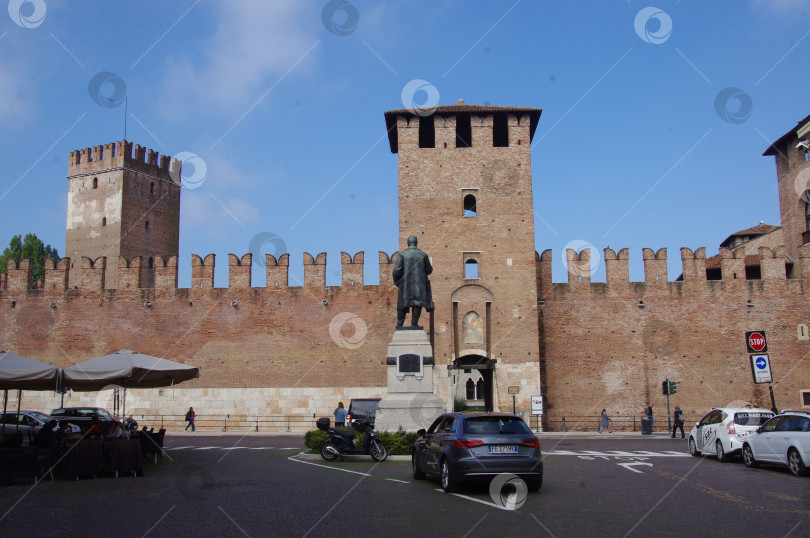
[{"x1": 451, "y1": 355, "x2": 494, "y2": 412}]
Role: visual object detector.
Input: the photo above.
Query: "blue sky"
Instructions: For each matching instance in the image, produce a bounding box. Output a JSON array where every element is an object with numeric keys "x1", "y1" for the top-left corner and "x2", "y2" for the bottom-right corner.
[{"x1": 0, "y1": 0, "x2": 808, "y2": 286}]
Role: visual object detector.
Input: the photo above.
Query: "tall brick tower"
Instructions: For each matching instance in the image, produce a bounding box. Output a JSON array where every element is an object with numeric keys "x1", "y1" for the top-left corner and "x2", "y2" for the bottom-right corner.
[
  {"x1": 764, "y1": 114, "x2": 810, "y2": 278},
  {"x1": 384, "y1": 101, "x2": 543, "y2": 412},
  {"x1": 65, "y1": 141, "x2": 181, "y2": 289}
]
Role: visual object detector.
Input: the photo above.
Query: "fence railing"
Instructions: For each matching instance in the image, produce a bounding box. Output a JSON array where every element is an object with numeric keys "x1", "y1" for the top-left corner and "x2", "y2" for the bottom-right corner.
[
  {"x1": 535, "y1": 415, "x2": 692, "y2": 433},
  {"x1": 132, "y1": 414, "x2": 318, "y2": 433}
]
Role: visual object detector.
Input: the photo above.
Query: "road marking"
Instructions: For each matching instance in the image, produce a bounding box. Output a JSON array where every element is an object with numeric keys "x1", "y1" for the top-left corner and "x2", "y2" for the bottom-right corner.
[
  {"x1": 165, "y1": 446, "x2": 278, "y2": 451},
  {"x1": 547, "y1": 450, "x2": 689, "y2": 458},
  {"x1": 288, "y1": 457, "x2": 372, "y2": 476},
  {"x1": 434, "y1": 488, "x2": 514, "y2": 511},
  {"x1": 220, "y1": 447, "x2": 250, "y2": 450},
  {"x1": 386, "y1": 478, "x2": 409, "y2": 484},
  {"x1": 617, "y1": 462, "x2": 654, "y2": 473}
]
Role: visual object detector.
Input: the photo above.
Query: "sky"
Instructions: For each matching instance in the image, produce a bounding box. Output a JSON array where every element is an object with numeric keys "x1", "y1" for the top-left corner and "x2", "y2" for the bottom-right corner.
[{"x1": 0, "y1": 0, "x2": 808, "y2": 287}]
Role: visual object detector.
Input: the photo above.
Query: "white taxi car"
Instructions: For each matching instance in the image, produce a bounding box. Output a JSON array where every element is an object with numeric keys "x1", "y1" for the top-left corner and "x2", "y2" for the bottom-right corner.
[
  {"x1": 742, "y1": 410, "x2": 810, "y2": 477},
  {"x1": 688, "y1": 406, "x2": 774, "y2": 462}
]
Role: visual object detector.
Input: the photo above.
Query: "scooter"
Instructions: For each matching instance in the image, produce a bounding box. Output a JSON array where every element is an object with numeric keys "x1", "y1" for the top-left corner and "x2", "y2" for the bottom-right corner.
[{"x1": 316, "y1": 417, "x2": 387, "y2": 462}]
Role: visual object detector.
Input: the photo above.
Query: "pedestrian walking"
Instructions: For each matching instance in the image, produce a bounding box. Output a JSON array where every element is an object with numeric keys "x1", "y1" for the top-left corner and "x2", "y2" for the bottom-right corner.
[
  {"x1": 671, "y1": 405, "x2": 685, "y2": 439},
  {"x1": 334, "y1": 401, "x2": 348, "y2": 427},
  {"x1": 185, "y1": 407, "x2": 196, "y2": 432},
  {"x1": 599, "y1": 409, "x2": 613, "y2": 433}
]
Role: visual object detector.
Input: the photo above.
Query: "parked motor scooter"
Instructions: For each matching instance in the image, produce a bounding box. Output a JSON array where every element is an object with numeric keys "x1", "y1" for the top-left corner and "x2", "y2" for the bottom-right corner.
[{"x1": 316, "y1": 417, "x2": 387, "y2": 462}]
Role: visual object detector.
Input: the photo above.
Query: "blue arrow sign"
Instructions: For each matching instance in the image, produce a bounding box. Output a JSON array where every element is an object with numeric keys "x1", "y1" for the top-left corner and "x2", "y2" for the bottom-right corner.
[{"x1": 755, "y1": 357, "x2": 767, "y2": 369}]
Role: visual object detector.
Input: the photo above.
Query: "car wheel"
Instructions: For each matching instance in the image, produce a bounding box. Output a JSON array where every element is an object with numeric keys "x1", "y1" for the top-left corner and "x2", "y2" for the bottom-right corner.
[
  {"x1": 319, "y1": 442, "x2": 340, "y2": 462},
  {"x1": 689, "y1": 437, "x2": 701, "y2": 457},
  {"x1": 742, "y1": 444, "x2": 758, "y2": 468},
  {"x1": 440, "y1": 459, "x2": 458, "y2": 493},
  {"x1": 788, "y1": 448, "x2": 809, "y2": 477},
  {"x1": 370, "y1": 439, "x2": 387, "y2": 462},
  {"x1": 715, "y1": 440, "x2": 729, "y2": 462},
  {"x1": 526, "y1": 474, "x2": 542, "y2": 492},
  {"x1": 412, "y1": 453, "x2": 426, "y2": 480}
]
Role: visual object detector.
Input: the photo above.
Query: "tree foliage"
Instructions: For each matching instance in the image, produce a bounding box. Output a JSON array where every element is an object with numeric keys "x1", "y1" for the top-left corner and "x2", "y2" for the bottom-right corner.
[{"x1": 0, "y1": 234, "x2": 60, "y2": 282}]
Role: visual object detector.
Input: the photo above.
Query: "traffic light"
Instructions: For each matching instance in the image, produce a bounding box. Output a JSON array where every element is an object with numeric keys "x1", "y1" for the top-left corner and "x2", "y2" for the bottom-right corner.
[
  {"x1": 669, "y1": 381, "x2": 678, "y2": 395},
  {"x1": 662, "y1": 380, "x2": 669, "y2": 395}
]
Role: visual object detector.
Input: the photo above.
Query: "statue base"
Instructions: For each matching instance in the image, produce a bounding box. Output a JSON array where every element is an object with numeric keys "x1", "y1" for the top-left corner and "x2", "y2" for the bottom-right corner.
[{"x1": 373, "y1": 328, "x2": 444, "y2": 432}]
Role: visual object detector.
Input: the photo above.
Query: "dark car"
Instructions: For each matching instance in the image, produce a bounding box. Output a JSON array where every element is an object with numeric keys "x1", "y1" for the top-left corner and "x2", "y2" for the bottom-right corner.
[
  {"x1": 346, "y1": 398, "x2": 381, "y2": 427},
  {"x1": 50, "y1": 407, "x2": 116, "y2": 432},
  {"x1": 412, "y1": 412, "x2": 543, "y2": 493}
]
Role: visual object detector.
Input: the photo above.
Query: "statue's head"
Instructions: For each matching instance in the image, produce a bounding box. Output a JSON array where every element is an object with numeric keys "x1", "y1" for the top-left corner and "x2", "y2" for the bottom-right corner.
[{"x1": 407, "y1": 236, "x2": 418, "y2": 247}]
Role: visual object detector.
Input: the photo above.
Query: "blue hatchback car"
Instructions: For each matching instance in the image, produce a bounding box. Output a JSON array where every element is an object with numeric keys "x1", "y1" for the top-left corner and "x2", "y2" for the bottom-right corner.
[{"x1": 412, "y1": 412, "x2": 543, "y2": 493}]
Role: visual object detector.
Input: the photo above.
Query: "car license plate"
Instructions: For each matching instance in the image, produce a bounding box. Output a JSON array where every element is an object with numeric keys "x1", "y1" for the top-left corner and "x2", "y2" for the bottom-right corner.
[{"x1": 488, "y1": 445, "x2": 517, "y2": 454}]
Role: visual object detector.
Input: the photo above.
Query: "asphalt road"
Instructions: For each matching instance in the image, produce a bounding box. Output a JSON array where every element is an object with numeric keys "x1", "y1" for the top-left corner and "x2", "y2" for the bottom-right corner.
[{"x1": 1, "y1": 434, "x2": 808, "y2": 537}]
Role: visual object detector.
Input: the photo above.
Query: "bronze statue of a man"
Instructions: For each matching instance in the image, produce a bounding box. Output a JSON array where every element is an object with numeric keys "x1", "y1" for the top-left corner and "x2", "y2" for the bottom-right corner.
[{"x1": 393, "y1": 236, "x2": 434, "y2": 328}]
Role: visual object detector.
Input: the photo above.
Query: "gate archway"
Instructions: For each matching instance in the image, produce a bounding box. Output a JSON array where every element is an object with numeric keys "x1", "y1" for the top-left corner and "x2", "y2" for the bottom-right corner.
[{"x1": 451, "y1": 354, "x2": 495, "y2": 412}]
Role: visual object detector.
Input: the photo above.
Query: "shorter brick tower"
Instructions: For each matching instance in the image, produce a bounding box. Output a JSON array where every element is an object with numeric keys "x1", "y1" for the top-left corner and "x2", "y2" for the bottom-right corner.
[{"x1": 65, "y1": 141, "x2": 181, "y2": 288}]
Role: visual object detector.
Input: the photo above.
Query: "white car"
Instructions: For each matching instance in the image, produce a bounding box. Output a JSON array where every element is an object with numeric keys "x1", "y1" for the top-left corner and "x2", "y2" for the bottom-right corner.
[
  {"x1": 688, "y1": 406, "x2": 775, "y2": 462},
  {"x1": 742, "y1": 411, "x2": 810, "y2": 477}
]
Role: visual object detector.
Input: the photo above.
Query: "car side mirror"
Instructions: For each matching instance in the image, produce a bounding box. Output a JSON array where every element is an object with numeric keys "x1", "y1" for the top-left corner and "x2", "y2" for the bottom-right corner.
[
  {"x1": 417, "y1": 429, "x2": 426, "y2": 437},
  {"x1": 756, "y1": 426, "x2": 762, "y2": 434}
]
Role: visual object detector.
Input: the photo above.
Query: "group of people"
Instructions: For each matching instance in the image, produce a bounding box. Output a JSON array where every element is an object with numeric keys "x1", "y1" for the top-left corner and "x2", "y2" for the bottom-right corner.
[{"x1": 599, "y1": 405, "x2": 685, "y2": 436}]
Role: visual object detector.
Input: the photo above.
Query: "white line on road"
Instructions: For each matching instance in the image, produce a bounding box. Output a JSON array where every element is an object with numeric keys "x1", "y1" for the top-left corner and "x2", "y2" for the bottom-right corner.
[
  {"x1": 434, "y1": 489, "x2": 513, "y2": 511},
  {"x1": 386, "y1": 478, "x2": 410, "y2": 484},
  {"x1": 288, "y1": 457, "x2": 372, "y2": 476},
  {"x1": 617, "y1": 462, "x2": 654, "y2": 474},
  {"x1": 547, "y1": 450, "x2": 690, "y2": 458}
]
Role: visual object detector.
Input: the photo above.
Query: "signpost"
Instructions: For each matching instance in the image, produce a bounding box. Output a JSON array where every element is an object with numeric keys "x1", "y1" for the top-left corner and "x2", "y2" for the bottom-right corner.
[
  {"x1": 508, "y1": 385, "x2": 519, "y2": 414},
  {"x1": 531, "y1": 395, "x2": 543, "y2": 433},
  {"x1": 745, "y1": 331, "x2": 777, "y2": 412}
]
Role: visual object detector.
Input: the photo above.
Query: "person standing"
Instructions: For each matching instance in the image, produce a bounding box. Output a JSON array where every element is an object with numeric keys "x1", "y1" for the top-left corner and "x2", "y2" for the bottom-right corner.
[
  {"x1": 334, "y1": 402, "x2": 348, "y2": 427},
  {"x1": 185, "y1": 407, "x2": 196, "y2": 432},
  {"x1": 671, "y1": 406, "x2": 685, "y2": 439},
  {"x1": 644, "y1": 404, "x2": 654, "y2": 431},
  {"x1": 599, "y1": 409, "x2": 613, "y2": 433}
]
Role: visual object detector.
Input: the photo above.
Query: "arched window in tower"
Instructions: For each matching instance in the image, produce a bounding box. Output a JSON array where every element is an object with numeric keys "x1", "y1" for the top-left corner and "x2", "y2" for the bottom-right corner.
[
  {"x1": 805, "y1": 191, "x2": 810, "y2": 231},
  {"x1": 150, "y1": 182, "x2": 155, "y2": 195},
  {"x1": 101, "y1": 217, "x2": 106, "y2": 227},
  {"x1": 464, "y1": 259, "x2": 479, "y2": 279},
  {"x1": 476, "y1": 379, "x2": 484, "y2": 400},
  {"x1": 466, "y1": 379, "x2": 475, "y2": 400},
  {"x1": 463, "y1": 194, "x2": 477, "y2": 217},
  {"x1": 92, "y1": 177, "x2": 98, "y2": 189},
  {"x1": 462, "y1": 311, "x2": 483, "y2": 344},
  {"x1": 145, "y1": 220, "x2": 150, "y2": 231}
]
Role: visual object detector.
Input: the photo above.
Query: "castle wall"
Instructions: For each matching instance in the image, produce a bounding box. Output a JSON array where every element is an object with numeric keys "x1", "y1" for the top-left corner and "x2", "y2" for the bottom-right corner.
[{"x1": 537, "y1": 246, "x2": 810, "y2": 430}]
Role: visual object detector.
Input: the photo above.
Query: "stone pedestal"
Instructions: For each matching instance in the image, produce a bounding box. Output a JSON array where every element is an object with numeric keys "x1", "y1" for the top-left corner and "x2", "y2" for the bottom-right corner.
[{"x1": 373, "y1": 328, "x2": 444, "y2": 432}]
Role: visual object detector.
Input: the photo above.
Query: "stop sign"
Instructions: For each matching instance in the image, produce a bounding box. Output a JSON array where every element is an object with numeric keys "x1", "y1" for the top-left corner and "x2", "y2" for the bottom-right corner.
[{"x1": 745, "y1": 331, "x2": 767, "y2": 353}]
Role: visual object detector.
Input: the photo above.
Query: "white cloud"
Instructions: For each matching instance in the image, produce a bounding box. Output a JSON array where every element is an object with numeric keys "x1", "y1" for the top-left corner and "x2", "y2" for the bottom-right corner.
[{"x1": 160, "y1": 0, "x2": 318, "y2": 116}]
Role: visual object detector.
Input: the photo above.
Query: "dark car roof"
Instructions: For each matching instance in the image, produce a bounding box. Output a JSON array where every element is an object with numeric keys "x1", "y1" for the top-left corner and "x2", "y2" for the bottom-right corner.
[{"x1": 446, "y1": 412, "x2": 522, "y2": 419}]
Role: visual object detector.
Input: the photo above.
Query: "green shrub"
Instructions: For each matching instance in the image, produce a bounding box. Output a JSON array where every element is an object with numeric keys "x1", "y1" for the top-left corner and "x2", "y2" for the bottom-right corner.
[
  {"x1": 454, "y1": 398, "x2": 468, "y2": 411},
  {"x1": 303, "y1": 427, "x2": 420, "y2": 456}
]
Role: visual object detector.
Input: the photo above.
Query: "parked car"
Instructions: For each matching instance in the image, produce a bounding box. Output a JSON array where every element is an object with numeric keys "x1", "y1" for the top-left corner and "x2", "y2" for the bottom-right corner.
[
  {"x1": 412, "y1": 412, "x2": 543, "y2": 493},
  {"x1": 0, "y1": 410, "x2": 55, "y2": 438},
  {"x1": 50, "y1": 407, "x2": 117, "y2": 432},
  {"x1": 742, "y1": 410, "x2": 810, "y2": 477},
  {"x1": 346, "y1": 398, "x2": 381, "y2": 428},
  {"x1": 688, "y1": 406, "x2": 774, "y2": 461}
]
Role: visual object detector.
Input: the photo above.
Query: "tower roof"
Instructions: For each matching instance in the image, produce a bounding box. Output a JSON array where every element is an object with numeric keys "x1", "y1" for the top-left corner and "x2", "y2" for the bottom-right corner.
[
  {"x1": 384, "y1": 102, "x2": 542, "y2": 153},
  {"x1": 763, "y1": 113, "x2": 810, "y2": 156}
]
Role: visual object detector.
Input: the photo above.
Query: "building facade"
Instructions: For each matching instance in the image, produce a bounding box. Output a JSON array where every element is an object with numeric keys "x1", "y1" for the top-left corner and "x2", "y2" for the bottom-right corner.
[{"x1": 1, "y1": 105, "x2": 809, "y2": 430}]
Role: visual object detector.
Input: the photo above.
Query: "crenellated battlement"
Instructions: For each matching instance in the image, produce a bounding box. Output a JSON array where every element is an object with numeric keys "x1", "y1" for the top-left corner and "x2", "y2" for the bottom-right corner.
[
  {"x1": 2, "y1": 246, "x2": 805, "y2": 295},
  {"x1": 67, "y1": 140, "x2": 180, "y2": 183},
  {"x1": 0, "y1": 251, "x2": 400, "y2": 293},
  {"x1": 536, "y1": 245, "x2": 805, "y2": 295}
]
